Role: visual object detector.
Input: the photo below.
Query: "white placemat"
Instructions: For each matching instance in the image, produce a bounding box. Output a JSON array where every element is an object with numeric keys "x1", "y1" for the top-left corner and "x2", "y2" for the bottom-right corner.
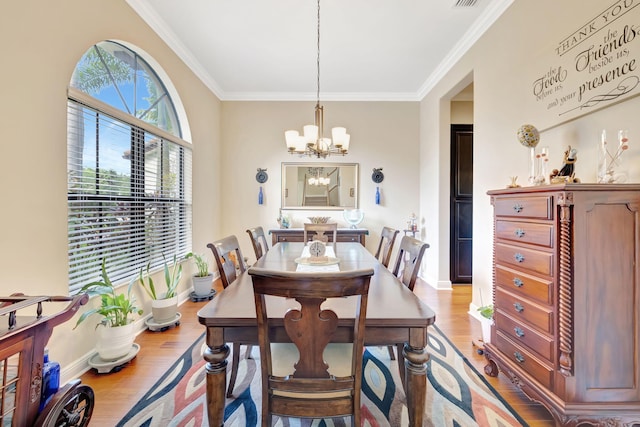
[{"x1": 295, "y1": 263, "x2": 340, "y2": 272}]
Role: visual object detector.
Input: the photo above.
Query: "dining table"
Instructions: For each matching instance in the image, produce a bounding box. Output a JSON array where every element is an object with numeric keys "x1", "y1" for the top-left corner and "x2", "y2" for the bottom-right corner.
[{"x1": 197, "y1": 241, "x2": 436, "y2": 426}]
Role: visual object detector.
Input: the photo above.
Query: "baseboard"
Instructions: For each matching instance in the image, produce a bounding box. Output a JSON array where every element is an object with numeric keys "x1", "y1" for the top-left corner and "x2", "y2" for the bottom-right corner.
[{"x1": 419, "y1": 272, "x2": 453, "y2": 290}]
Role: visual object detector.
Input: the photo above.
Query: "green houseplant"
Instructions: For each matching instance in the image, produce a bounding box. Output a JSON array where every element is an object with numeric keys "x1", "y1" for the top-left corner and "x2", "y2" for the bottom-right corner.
[
  {"x1": 75, "y1": 258, "x2": 143, "y2": 361},
  {"x1": 137, "y1": 254, "x2": 183, "y2": 323},
  {"x1": 185, "y1": 252, "x2": 214, "y2": 297}
]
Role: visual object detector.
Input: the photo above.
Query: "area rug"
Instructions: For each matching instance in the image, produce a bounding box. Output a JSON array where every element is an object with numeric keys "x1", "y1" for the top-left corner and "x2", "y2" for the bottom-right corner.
[{"x1": 117, "y1": 325, "x2": 527, "y2": 426}]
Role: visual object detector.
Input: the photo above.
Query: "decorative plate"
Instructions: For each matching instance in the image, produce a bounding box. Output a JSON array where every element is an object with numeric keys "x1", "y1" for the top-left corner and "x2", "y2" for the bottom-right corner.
[
  {"x1": 372, "y1": 168, "x2": 384, "y2": 183},
  {"x1": 256, "y1": 168, "x2": 268, "y2": 183}
]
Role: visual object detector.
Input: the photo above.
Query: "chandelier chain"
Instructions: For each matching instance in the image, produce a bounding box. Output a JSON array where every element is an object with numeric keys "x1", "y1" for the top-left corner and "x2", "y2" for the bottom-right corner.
[
  {"x1": 283, "y1": 0, "x2": 349, "y2": 158},
  {"x1": 316, "y1": 0, "x2": 321, "y2": 106}
]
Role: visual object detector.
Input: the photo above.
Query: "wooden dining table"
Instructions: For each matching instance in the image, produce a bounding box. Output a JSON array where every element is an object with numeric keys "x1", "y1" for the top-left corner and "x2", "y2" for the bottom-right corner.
[{"x1": 197, "y1": 242, "x2": 436, "y2": 426}]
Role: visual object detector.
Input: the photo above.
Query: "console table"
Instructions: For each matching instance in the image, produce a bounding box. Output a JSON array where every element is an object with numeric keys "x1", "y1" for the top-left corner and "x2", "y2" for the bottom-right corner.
[{"x1": 270, "y1": 228, "x2": 368, "y2": 246}]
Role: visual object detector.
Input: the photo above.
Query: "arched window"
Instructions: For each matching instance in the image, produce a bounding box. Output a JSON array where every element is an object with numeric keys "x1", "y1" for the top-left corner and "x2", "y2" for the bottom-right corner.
[{"x1": 67, "y1": 41, "x2": 192, "y2": 292}]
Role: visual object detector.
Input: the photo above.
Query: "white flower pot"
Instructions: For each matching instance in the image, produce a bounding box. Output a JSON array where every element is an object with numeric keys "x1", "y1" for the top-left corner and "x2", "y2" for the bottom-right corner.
[
  {"x1": 96, "y1": 322, "x2": 136, "y2": 361},
  {"x1": 151, "y1": 296, "x2": 178, "y2": 323},
  {"x1": 192, "y1": 274, "x2": 213, "y2": 297},
  {"x1": 480, "y1": 316, "x2": 493, "y2": 344}
]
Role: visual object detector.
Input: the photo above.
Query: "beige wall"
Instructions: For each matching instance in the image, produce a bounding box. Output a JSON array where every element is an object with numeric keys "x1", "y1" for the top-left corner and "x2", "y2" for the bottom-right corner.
[
  {"x1": 420, "y1": 0, "x2": 640, "y2": 310},
  {"x1": 451, "y1": 101, "x2": 473, "y2": 124},
  {"x1": 220, "y1": 101, "x2": 420, "y2": 264},
  {"x1": 1, "y1": 0, "x2": 221, "y2": 375}
]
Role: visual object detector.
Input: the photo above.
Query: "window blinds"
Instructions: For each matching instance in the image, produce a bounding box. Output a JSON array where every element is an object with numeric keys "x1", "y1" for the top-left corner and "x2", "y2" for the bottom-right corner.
[{"x1": 67, "y1": 100, "x2": 192, "y2": 293}]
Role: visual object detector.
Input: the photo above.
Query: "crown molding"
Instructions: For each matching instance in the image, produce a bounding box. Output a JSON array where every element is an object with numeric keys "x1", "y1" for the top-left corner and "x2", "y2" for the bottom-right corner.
[
  {"x1": 128, "y1": 0, "x2": 512, "y2": 102},
  {"x1": 126, "y1": 0, "x2": 226, "y2": 99},
  {"x1": 417, "y1": 0, "x2": 514, "y2": 100}
]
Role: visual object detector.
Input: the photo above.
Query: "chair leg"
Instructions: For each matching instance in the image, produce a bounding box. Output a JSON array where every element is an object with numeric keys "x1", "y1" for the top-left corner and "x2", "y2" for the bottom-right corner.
[
  {"x1": 227, "y1": 342, "x2": 241, "y2": 398},
  {"x1": 396, "y1": 343, "x2": 406, "y2": 394},
  {"x1": 387, "y1": 345, "x2": 396, "y2": 360}
]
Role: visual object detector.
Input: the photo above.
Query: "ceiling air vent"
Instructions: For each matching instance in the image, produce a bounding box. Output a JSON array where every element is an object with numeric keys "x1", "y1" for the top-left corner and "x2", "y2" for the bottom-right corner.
[{"x1": 454, "y1": 0, "x2": 479, "y2": 6}]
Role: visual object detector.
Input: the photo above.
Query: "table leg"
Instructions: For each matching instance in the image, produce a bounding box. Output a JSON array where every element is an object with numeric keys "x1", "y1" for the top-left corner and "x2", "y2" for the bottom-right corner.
[
  {"x1": 403, "y1": 341, "x2": 429, "y2": 427},
  {"x1": 203, "y1": 331, "x2": 230, "y2": 427}
]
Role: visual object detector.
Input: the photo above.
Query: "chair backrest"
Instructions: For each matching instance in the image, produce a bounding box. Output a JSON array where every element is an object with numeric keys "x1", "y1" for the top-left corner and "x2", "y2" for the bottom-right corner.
[
  {"x1": 374, "y1": 226, "x2": 399, "y2": 268},
  {"x1": 303, "y1": 222, "x2": 338, "y2": 244},
  {"x1": 391, "y1": 235, "x2": 429, "y2": 291},
  {"x1": 207, "y1": 235, "x2": 247, "y2": 289},
  {"x1": 246, "y1": 226, "x2": 269, "y2": 260},
  {"x1": 248, "y1": 266, "x2": 374, "y2": 424}
]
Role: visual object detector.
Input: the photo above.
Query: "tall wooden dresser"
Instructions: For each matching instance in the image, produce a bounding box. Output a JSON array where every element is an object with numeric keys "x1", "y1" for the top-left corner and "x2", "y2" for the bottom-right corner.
[{"x1": 484, "y1": 184, "x2": 640, "y2": 426}]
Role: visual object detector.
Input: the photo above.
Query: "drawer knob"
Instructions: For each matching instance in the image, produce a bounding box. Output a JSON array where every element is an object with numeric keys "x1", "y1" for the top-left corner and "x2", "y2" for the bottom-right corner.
[
  {"x1": 514, "y1": 228, "x2": 525, "y2": 238},
  {"x1": 514, "y1": 302, "x2": 525, "y2": 313},
  {"x1": 513, "y1": 203, "x2": 523, "y2": 213},
  {"x1": 513, "y1": 277, "x2": 524, "y2": 287},
  {"x1": 282, "y1": 237, "x2": 287, "y2": 241},
  {"x1": 514, "y1": 253, "x2": 525, "y2": 263},
  {"x1": 514, "y1": 326, "x2": 525, "y2": 337},
  {"x1": 514, "y1": 352, "x2": 525, "y2": 363}
]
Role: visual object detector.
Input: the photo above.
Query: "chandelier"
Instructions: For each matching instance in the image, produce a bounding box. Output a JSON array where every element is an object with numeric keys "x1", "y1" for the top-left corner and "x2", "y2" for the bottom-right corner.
[{"x1": 284, "y1": 0, "x2": 350, "y2": 158}]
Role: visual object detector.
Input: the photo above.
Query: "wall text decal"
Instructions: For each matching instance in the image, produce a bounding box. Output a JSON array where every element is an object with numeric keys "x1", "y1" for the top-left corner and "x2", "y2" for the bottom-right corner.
[{"x1": 528, "y1": 0, "x2": 640, "y2": 129}]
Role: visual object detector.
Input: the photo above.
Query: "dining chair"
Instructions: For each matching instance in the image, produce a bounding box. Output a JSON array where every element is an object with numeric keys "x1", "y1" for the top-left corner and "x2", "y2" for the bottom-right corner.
[
  {"x1": 248, "y1": 266, "x2": 374, "y2": 427},
  {"x1": 374, "y1": 226, "x2": 399, "y2": 268},
  {"x1": 207, "y1": 235, "x2": 250, "y2": 397},
  {"x1": 303, "y1": 222, "x2": 338, "y2": 244},
  {"x1": 246, "y1": 226, "x2": 269, "y2": 261},
  {"x1": 388, "y1": 235, "x2": 429, "y2": 387}
]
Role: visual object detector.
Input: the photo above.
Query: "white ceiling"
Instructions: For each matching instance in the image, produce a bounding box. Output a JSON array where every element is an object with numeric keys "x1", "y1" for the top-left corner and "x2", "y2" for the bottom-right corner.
[{"x1": 127, "y1": 0, "x2": 512, "y2": 101}]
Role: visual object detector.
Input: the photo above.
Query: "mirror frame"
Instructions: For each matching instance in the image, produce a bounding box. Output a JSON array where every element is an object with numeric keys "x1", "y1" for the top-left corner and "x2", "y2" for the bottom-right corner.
[{"x1": 281, "y1": 162, "x2": 359, "y2": 210}]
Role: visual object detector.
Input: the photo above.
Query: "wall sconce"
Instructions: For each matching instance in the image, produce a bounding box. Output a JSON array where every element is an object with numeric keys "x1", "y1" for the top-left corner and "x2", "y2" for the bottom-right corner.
[
  {"x1": 372, "y1": 168, "x2": 383, "y2": 205},
  {"x1": 256, "y1": 168, "x2": 268, "y2": 205}
]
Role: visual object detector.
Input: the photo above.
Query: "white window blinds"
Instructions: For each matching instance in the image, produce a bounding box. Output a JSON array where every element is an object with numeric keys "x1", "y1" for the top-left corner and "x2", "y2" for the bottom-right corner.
[{"x1": 67, "y1": 99, "x2": 192, "y2": 293}]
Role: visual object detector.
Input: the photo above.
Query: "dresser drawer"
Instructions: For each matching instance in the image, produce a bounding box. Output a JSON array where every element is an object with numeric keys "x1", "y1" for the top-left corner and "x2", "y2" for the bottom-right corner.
[
  {"x1": 494, "y1": 196, "x2": 552, "y2": 219},
  {"x1": 495, "y1": 288, "x2": 553, "y2": 334},
  {"x1": 495, "y1": 243, "x2": 553, "y2": 276},
  {"x1": 495, "y1": 265, "x2": 553, "y2": 305},
  {"x1": 276, "y1": 235, "x2": 299, "y2": 243},
  {"x1": 495, "y1": 312, "x2": 554, "y2": 362},
  {"x1": 495, "y1": 332, "x2": 553, "y2": 389},
  {"x1": 495, "y1": 220, "x2": 553, "y2": 247}
]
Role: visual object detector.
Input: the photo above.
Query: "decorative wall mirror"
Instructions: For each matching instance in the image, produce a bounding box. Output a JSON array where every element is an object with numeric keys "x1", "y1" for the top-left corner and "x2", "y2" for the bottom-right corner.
[{"x1": 281, "y1": 163, "x2": 359, "y2": 210}]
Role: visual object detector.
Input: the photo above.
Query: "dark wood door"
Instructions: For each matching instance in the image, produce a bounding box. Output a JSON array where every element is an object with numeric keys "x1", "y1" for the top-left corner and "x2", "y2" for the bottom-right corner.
[{"x1": 450, "y1": 124, "x2": 473, "y2": 283}]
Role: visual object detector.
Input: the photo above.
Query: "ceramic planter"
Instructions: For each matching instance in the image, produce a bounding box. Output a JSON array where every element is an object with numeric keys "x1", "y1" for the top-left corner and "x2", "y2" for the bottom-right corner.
[
  {"x1": 480, "y1": 316, "x2": 493, "y2": 344},
  {"x1": 192, "y1": 274, "x2": 213, "y2": 297},
  {"x1": 95, "y1": 322, "x2": 136, "y2": 361},
  {"x1": 151, "y1": 296, "x2": 178, "y2": 323}
]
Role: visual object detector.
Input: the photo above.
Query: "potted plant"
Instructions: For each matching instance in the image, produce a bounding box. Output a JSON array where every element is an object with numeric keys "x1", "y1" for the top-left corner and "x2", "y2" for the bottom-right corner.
[
  {"x1": 137, "y1": 254, "x2": 183, "y2": 324},
  {"x1": 477, "y1": 304, "x2": 494, "y2": 344},
  {"x1": 185, "y1": 252, "x2": 214, "y2": 297},
  {"x1": 74, "y1": 258, "x2": 143, "y2": 361}
]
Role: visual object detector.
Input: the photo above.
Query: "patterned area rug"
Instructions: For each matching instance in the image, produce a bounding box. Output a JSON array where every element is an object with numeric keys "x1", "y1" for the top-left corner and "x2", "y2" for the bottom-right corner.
[{"x1": 117, "y1": 325, "x2": 527, "y2": 426}]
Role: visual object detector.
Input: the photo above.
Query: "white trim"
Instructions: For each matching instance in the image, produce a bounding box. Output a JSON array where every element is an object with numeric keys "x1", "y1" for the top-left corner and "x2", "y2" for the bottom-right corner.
[
  {"x1": 127, "y1": 0, "x2": 513, "y2": 102},
  {"x1": 417, "y1": 0, "x2": 513, "y2": 99},
  {"x1": 125, "y1": 0, "x2": 225, "y2": 99}
]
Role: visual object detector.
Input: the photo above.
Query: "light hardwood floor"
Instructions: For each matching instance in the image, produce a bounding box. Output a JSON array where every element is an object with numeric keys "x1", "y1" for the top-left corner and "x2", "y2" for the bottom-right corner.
[{"x1": 79, "y1": 279, "x2": 555, "y2": 426}]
